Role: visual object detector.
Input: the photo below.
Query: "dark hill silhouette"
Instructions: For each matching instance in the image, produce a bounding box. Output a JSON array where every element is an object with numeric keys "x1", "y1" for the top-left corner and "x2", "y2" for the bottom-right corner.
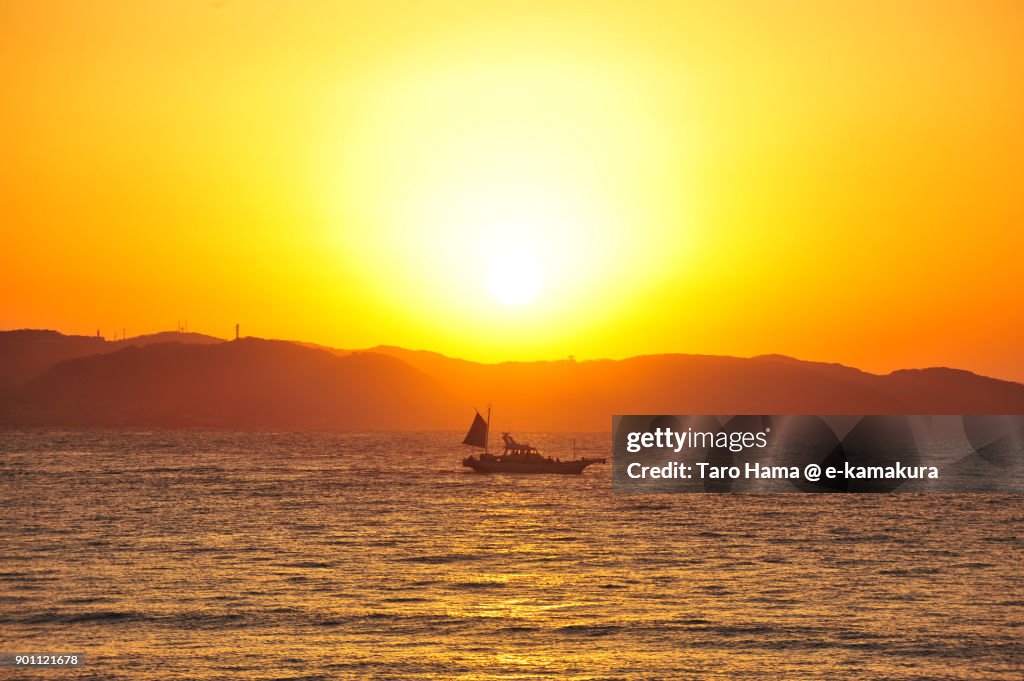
[
  {"x1": 3, "y1": 339, "x2": 462, "y2": 429},
  {"x1": 112, "y1": 331, "x2": 223, "y2": 347},
  {"x1": 2, "y1": 330, "x2": 1023, "y2": 430},
  {"x1": 0, "y1": 329, "x2": 222, "y2": 390},
  {"x1": 363, "y1": 347, "x2": 1024, "y2": 431},
  {"x1": 0, "y1": 330, "x2": 108, "y2": 390}
]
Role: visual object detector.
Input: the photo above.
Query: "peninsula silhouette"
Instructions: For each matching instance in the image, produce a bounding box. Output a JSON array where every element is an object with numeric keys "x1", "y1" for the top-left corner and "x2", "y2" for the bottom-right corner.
[{"x1": 2, "y1": 330, "x2": 1022, "y2": 430}]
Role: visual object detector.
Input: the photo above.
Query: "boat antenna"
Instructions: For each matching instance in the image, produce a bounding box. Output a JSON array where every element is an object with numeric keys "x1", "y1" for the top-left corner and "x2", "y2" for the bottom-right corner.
[{"x1": 573, "y1": 438, "x2": 577, "y2": 460}]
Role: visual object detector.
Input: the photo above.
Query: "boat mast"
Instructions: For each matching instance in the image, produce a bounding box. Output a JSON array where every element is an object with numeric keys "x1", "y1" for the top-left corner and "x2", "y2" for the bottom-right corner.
[{"x1": 485, "y1": 405, "x2": 491, "y2": 454}]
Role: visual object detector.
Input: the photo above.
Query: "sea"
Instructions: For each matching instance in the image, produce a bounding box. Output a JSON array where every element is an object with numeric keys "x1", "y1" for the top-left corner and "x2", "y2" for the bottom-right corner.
[{"x1": 0, "y1": 430, "x2": 1021, "y2": 680}]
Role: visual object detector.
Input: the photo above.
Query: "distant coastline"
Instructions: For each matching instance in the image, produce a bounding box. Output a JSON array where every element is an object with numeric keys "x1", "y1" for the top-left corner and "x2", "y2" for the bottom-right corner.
[{"x1": 2, "y1": 329, "x2": 1023, "y2": 431}]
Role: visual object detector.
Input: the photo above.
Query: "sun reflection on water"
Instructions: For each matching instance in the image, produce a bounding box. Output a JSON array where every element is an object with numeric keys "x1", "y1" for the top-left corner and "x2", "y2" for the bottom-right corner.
[{"x1": 0, "y1": 431, "x2": 1020, "y2": 680}]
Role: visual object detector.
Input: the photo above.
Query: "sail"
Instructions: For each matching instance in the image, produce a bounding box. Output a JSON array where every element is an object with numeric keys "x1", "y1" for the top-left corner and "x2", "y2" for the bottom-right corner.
[{"x1": 462, "y1": 411, "x2": 489, "y2": 448}]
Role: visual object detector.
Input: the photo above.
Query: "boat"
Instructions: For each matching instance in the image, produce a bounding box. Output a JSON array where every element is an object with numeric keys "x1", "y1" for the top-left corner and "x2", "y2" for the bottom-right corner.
[{"x1": 461, "y1": 408, "x2": 606, "y2": 475}]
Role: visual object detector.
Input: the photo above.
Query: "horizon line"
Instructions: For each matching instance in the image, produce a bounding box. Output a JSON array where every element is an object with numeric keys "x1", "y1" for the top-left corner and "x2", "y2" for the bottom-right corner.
[{"x1": 4, "y1": 325, "x2": 1022, "y2": 387}]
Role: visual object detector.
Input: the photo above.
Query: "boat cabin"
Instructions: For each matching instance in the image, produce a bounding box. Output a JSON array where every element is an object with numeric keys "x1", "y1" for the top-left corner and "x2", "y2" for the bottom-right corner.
[{"x1": 500, "y1": 432, "x2": 541, "y2": 456}]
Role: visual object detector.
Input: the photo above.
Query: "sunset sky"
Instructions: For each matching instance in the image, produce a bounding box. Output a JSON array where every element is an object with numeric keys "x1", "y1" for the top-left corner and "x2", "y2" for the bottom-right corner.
[{"x1": 2, "y1": 1, "x2": 1022, "y2": 381}]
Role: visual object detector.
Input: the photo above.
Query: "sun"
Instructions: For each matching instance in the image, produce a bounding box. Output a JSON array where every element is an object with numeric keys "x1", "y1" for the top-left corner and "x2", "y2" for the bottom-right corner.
[{"x1": 487, "y1": 250, "x2": 543, "y2": 306}]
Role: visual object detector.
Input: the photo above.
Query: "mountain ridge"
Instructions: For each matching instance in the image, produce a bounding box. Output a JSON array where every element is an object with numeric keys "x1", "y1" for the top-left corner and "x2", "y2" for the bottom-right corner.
[{"x1": 1, "y1": 329, "x2": 1022, "y2": 431}]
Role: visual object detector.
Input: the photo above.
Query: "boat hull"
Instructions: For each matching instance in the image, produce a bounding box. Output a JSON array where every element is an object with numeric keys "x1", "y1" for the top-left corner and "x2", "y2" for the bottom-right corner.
[{"x1": 462, "y1": 456, "x2": 605, "y2": 475}]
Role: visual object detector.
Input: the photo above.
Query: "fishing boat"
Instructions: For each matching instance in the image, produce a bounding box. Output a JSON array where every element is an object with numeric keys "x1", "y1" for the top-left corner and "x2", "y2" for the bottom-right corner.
[{"x1": 461, "y1": 408, "x2": 606, "y2": 475}]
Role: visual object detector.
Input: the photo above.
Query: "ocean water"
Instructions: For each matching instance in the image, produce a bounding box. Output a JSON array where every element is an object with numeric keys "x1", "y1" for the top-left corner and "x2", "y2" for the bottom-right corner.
[{"x1": 0, "y1": 430, "x2": 1021, "y2": 680}]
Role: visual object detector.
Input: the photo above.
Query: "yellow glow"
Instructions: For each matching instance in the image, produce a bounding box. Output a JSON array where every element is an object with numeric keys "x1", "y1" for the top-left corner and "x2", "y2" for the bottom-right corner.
[
  {"x1": 1, "y1": 2, "x2": 1023, "y2": 380},
  {"x1": 319, "y1": 43, "x2": 694, "y2": 357}
]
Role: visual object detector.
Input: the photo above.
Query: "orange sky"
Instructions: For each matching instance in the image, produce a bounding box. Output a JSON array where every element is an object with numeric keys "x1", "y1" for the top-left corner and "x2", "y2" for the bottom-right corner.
[{"x1": 2, "y1": 1, "x2": 1023, "y2": 381}]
